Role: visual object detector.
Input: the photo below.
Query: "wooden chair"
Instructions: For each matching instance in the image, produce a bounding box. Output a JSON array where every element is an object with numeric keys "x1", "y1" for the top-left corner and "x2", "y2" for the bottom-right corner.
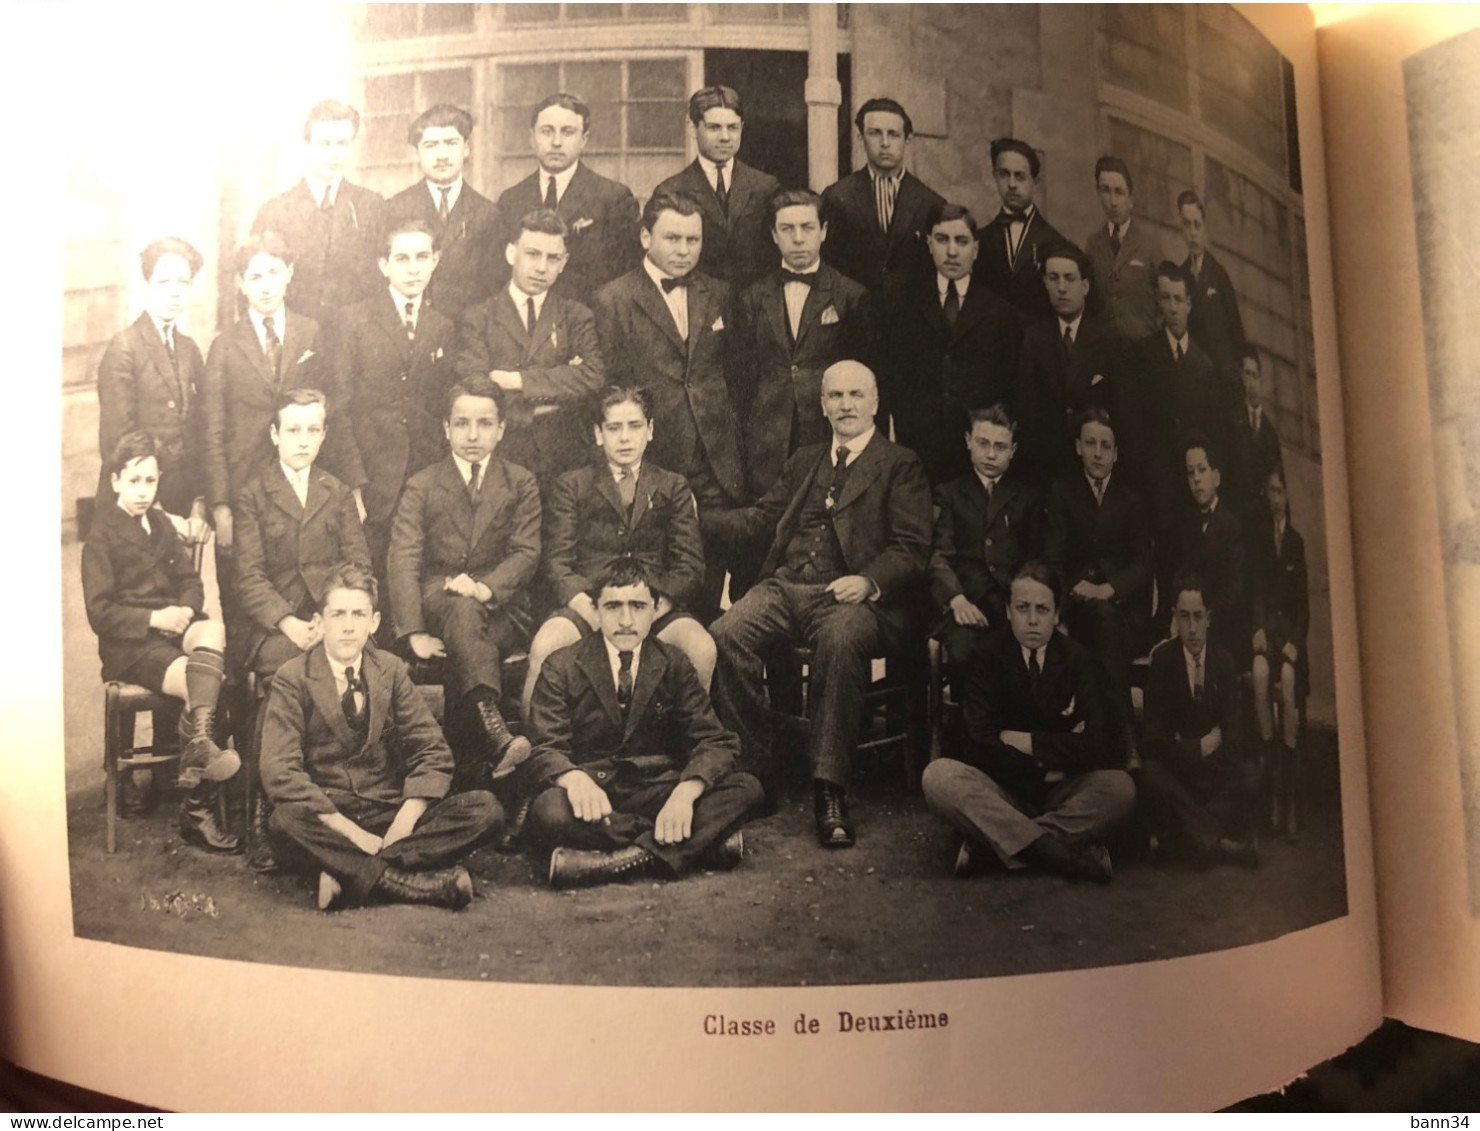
[{"x1": 102, "y1": 683, "x2": 181, "y2": 854}]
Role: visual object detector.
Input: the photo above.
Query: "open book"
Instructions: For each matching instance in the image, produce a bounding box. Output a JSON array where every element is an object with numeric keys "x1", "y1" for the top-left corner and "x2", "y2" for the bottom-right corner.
[{"x1": 9, "y1": 1, "x2": 1480, "y2": 1111}]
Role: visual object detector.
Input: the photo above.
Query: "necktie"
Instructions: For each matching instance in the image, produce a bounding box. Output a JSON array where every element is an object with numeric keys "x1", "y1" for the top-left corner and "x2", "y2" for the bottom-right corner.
[
  {"x1": 438, "y1": 185, "x2": 451, "y2": 223},
  {"x1": 1192, "y1": 657, "x2": 1205, "y2": 703},
  {"x1": 1062, "y1": 323, "x2": 1074, "y2": 358},
  {"x1": 163, "y1": 324, "x2": 179, "y2": 377},
  {"x1": 780, "y1": 270, "x2": 815, "y2": 287},
  {"x1": 1173, "y1": 340, "x2": 1184, "y2": 363},
  {"x1": 943, "y1": 280, "x2": 960, "y2": 330},
  {"x1": 1093, "y1": 477, "x2": 1105, "y2": 506},
  {"x1": 618, "y1": 465, "x2": 637, "y2": 509},
  {"x1": 1250, "y1": 408, "x2": 1259, "y2": 431},
  {"x1": 714, "y1": 164, "x2": 729, "y2": 214},
  {"x1": 263, "y1": 315, "x2": 282, "y2": 378},
  {"x1": 828, "y1": 445, "x2": 850, "y2": 506},
  {"x1": 525, "y1": 296, "x2": 537, "y2": 335},
  {"x1": 616, "y1": 650, "x2": 634, "y2": 711},
  {"x1": 342, "y1": 667, "x2": 365, "y2": 730},
  {"x1": 1028, "y1": 651, "x2": 1042, "y2": 687},
  {"x1": 1110, "y1": 224, "x2": 1122, "y2": 257},
  {"x1": 404, "y1": 301, "x2": 416, "y2": 340},
  {"x1": 875, "y1": 174, "x2": 896, "y2": 234},
  {"x1": 543, "y1": 176, "x2": 558, "y2": 210},
  {"x1": 660, "y1": 275, "x2": 689, "y2": 293},
  {"x1": 468, "y1": 460, "x2": 482, "y2": 505}
]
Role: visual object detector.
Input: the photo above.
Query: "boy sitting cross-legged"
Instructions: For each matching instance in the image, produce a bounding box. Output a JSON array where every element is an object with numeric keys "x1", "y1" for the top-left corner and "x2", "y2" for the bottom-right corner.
[{"x1": 82, "y1": 431, "x2": 241, "y2": 852}]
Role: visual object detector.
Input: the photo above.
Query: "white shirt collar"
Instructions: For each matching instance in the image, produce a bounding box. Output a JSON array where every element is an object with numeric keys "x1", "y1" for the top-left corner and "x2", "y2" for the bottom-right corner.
[
  {"x1": 1086, "y1": 469, "x2": 1111, "y2": 496},
  {"x1": 1005, "y1": 203, "x2": 1036, "y2": 224},
  {"x1": 868, "y1": 165, "x2": 904, "y2": 186},
  {"x1": 279, "y1": 460, "x2": 309, "y2": 485},
  {"x1": 781, "y1": 258, "x2": 821, "y2": 276},
  {"x1": 1108, "y1": 218, "x2": 1129, "y2": 239},
  {"x1": 305, "y1": 174, "x2": 343, "y2": 209},
  {"x1": 1165, "y1": 326, "x2": 1190, "y2": 354},
  {"x1": 1183, "y1": 645, "x2": 1205, "y2": 689},
  {"x1": 643, "y1": 256, "x2": 684, "y2": 290},
  {"x1": 697, "y1": 154, "x2": 731, "y2": 191},
  {"x1": 451, "y1": 452, "x2": 485, "y2": 484},
  {"x1": 117, "y1": 497, "x2": 150, "y2": 533},
  {"x1": 974, "y1": 469, "x2": 1000, "y2": 494},
  {"x1": 331, "y1": 652, "x2": 366, "y2": 689},
  {"x1": 1020, "y1": 643, "x2": 1048, "y2": 669},
  {"x1": 390, "y1": 286, "x2": 422, "y2": 318},
  {"x1": 1058, "y1": 312, "x2": 1083, "y2": 339},
  {"x1": 147, "y1": 312, "x2": 177, "y2": 341},
  {"x1": 832, "y1": 425, "x2": 876, "y2": 463},
  {"x1": 609, "y1": 460, "x2": 641, "y2": 482},
  {"x1": 427, "y1": 177, "x2": 463, "y2": 211},
  {"x1": 542, "y1": 162, "x2": 580, "y2": 204},
  {"x1": 937, "y1": 273, "x2": 970, "y2": 299},
  {"x1": 508, "y1": 279, "x2": 547, "y2": 318},
  {"x1": 603, "y1": 634, "x2": 641, "y2": 689},
  {"x1": 249, "y1": 306, "x2": 285, "y2": 342}
]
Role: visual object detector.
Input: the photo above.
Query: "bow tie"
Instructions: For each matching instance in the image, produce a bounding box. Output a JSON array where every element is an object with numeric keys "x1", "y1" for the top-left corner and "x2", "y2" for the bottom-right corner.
[
  {"x1": 1000, "y1": 210, "x2": 1027, "y2": 224},
  {"x1": 780, "y1": 269, "x2": 816, "y2": 287},
  {"x1": 660, "y1": 275, "x2": 690, "y2": 293}
]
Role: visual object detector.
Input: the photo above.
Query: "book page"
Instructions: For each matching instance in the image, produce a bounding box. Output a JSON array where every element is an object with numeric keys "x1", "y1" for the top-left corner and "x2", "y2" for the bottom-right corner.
[
  {"x1": 4, "y1": 3, "x2": 1378, "y2": 1110},
  {"x1": 1318, "y1": 1, "x2": 1480, "y2": 1044}
]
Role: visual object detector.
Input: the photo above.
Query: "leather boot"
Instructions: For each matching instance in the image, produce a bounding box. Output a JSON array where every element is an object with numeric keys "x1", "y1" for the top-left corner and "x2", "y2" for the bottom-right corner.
[
  {"x1": 1265, "y1": 738, "x2": 1285, "y2": 834},
  {"x1": 245, "y1": 795, "x2": 277, "y2": 873},
  {"x1": 119, "y1": 768, "x2": 159, "y2": 817},
  {"x1": 814, "y1": 780, "x2": 855, "y2": 848},
  {"x1": 548, "y1": 845, "x2": 657, "y2": 889},
  {"x1": 372, "y1": 865, "x2": 474, "y2": 909},
  {"x1": 496, "y1": 794, "x2": 533, "y2": 854},
  {"x1": 700, "y1": 830, "x2": 745, "y2": 871},
  {"x1": 473, "y1": 696, "x2": 531, "y2": 782},
  {"x1": 176, "y1": 706, "x2": 240, "y2": 790},
  {"x1": 178, "y1": 785, "x2": 241, "y2": 853}
]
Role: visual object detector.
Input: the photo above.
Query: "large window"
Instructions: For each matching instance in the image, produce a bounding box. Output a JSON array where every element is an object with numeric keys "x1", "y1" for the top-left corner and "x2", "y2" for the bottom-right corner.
[
  {"x1": 361, "y1": 67, "x2": 476, "y2": 197},
  {"x1": 356, "y1": 4, "x2": 476, "y2": 40}
]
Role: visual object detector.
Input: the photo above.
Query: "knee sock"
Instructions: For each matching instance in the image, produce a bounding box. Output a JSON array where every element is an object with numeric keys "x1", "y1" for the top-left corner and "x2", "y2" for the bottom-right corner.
[{"x1": 185, "y1": 646, "x2": 226, "y2": 713}]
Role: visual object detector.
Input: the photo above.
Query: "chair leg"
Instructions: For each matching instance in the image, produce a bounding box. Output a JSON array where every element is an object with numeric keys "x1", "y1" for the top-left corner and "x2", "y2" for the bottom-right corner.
[
  {"x1": 104, "y1": 685, "x2": 120, "y2": 854},
  {"x1": 927, "y1": 638, "x2": 944, "y2": 767}
]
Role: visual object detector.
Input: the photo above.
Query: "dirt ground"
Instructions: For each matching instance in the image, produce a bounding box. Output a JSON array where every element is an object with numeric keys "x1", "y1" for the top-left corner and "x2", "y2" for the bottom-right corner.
[{"x1": 60, "y1": 543, "x2": 1348, "y2": 988}]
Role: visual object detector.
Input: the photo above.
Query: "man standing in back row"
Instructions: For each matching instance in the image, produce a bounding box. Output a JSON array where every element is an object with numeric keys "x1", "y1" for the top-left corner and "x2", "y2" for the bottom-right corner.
[
  {"x1": 819, "y1": 97, "x2": 944, "y2": 296},
  {"x1": 495, "y1": 92, "x2": 641, "y2": 309}
]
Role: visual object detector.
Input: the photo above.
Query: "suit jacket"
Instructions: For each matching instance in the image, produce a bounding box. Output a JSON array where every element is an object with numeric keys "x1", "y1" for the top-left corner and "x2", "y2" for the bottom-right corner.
[
  {"x1": 877, "y1": 274, "x2": 1023, "y2": 485},
  {"x1": 1179, "y1": 500, "x2": 1249, "y2": 666},
  {"x1": 1085, "y1": 219, "x2": 1161, "y2": 341},
  {"x1": 1227, "y1": 407, "x2": 1284, "y2": 519},
  {"x1": 976, "y1": 207, "x2": 1066, "y2": 321},
  {"x1": 543, "y1": 460, "x2": 704, "y2": 612},
  {"x1": 594, "y1": 268, "x2": 745, "y2": 503},
  {"x1": 1184, "y1": 250, "x2": 1246, "y2": 379},
  {"x1": 332, "y1": 291, "x2": 457, "y2": 526},
  {"x1": 960, "y1": 627, "x2": 1118, "y2": 798},
  {"x1": 734, "y1": 262, "x2": 874, "y2": 495},
  {"x1": 1251, "y1": 520, "x2": 1309, "y2": 693},
  {"x1": 96, "y1": 314, "x2": 206, "y2": 517},
  {"x1": 928, "y1": 472, "x2": 1042, "y2": 625},
  {"x1": 818, "y1": 168, "x2": 943, "y2": 293},
  {"x1": 82, "y1": 501, "x2": 204, "y2": 680},
  {"x1": 387, "y1": 455, "x2": 542, "y2": 639},
  {"x1": 653, "y1": 158, "x2": 781, "y2": 287},
  {"x1": 260, "y1": 643, "x2": 454, "y2": 815},
  {"x1": 454, "y1": 289, "x2": 605, "y2": 479},
  {"x1": 384, "y1": 180, "x2": 502, "y2": 320},
  {"x1": 252, "y1": 180, "x2": 385, "y2": 328},
  {"x1": 1042, "y1": 471, "x2": 1153, "y2": 617},
  {"x1": 1014, "y1": 314, "x2": 1124, "y2": 488},
  {"x1": 715, "y1": 432, "x2": 932, "y2": 638},
  {"x1": 526, "y1": 633, "x2": 739, "y2": 791},
  {"x1": 1143, "y1": 637, "x2": 1245, "y2": 778},
  {"x1": 495, "y1": 163, "x2": 641, "y2": 307},
  {"x1": 200, "y1": 311, "x2": 336, "y2": 509},
  {"x1": 1120, "y1": 330, "x2": 1236, "y2": 507},
  {"x1": 232, "y1": 462, "x2": 371, "y2": 665}
]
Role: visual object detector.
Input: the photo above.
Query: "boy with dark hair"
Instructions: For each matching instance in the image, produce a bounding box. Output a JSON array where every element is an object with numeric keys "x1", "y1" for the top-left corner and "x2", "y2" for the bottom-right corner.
[
  {"x1": 261, "y1": 561, "x2": 502, "y2": 910},
  {"x1": 83, "y1": 432, "x2": 240, "y2": 852},
  {"x1": 383, "y1": 104, "x2": 502, "y2": 320},
  {"x1": 653, "y1": 86, "x2": 781, "y2": 287},
  {"x1": 929, "y1": 403, "x2": 1042, "y2": 679},
  {"x1": 1179, "y1": 435, "x2": 1249, "y2": 668},
  {"x1": 1085, "y1": 156, "x2": 1160, "y2": 341},
  {"x1": 977, "y1": 137, "x2": 1065, "y2": 320},
  {"x1": 233, "y1": 389, "x2": 370, "y2": 683},
  {"x1": 251, "y1": 100, "x2": 385, "y2": 330},
  {"x1": 455, "y1": 207, "x2": 605, "y2": 480},
  {"x1": 96, "y1": 236, "x2": 209, "y2": 529},
  {"x1": 1178, "y1": 189, "x2": 1247, "y2": 381},
  {"x1": 524, "y1": 558, "x2": 764, "y2": 889},
  {"x1": 332, "y1": 218, "x2": 457, "y2": 574},
  {"x1": 388, "y1": 377, "x2": 541, "y2": 791},
  {"x1": 921, "y1": 560, "x2": 1134, "y2": 882},
  {"x1": 522, "y1": 384, "x2": 711, "y2": 717},
  {"x1": 1140, "y1": 570, "x2": 1260, "y2": 868},
  {"x1": 495, "y1": 92, "x2": 641, "y2": 307}
]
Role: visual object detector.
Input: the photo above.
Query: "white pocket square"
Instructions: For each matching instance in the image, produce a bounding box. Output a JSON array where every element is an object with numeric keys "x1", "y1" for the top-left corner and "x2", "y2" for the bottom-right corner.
[
  {"x1": 819, "y1": 306, "x2": 839, "y2": 326},
  {"x1": 711, "y1": 316, "x2": 725, "y2": 332},
  {"x1": 1061, "y1": 696, "x2": 1076, "y2": 717},
  {"x1": 434, "y1": 347, "x2": 444, "y2": 360},
  {"x1": 1090, "y1": 373, "x2": 1105, "y2": 386},
  {"x1": 571, "y1": 217, "x2": 595, "y2": 233},
  {"x1": 297, "y1": 350, "x2": 315, "y2": 365}
]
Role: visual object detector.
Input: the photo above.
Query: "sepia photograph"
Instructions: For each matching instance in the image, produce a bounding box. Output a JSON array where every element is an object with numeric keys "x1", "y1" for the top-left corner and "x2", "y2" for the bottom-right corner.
[{"x1": 59, "y1": 2, "x2": 1347, "y2": 989}]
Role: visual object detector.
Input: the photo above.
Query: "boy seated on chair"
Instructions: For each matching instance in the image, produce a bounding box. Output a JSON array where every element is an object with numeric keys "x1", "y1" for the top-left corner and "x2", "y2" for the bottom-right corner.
[
  {"x1": 82, "y1": 431, "x2": 241, "y2": 853},
  {"x1": 1139, "y1": 570, "x2": 1261, "y2": 868},
  {"x1": 233, "y1": 388, "x2": 371, "y2": 684},
  {"x1": 524, "y1": 558, "x2": 764, "y2": 889},
  {"x1": 521, "y1": 384, "x2": 713, "y2": 721},
  {"x1": 260, "y1": 561, "x2": 502, "y2": 910},
  {"x1": 387, "y1": 375, "x2": 541, "y2": 791}
]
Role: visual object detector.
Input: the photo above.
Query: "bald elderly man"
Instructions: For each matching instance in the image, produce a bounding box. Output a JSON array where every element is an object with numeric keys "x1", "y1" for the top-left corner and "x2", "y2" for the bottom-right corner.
[{"x1": 710, "y1": 361, "x2": 932, "y2": 848}]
